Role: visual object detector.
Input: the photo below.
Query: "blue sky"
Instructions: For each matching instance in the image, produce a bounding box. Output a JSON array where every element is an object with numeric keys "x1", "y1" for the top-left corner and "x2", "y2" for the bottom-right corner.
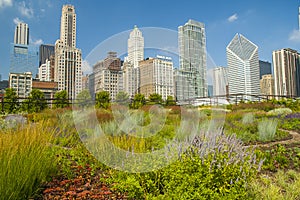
[{"x1": 0, "y1": 0, "x2": 300, "y2": 79}]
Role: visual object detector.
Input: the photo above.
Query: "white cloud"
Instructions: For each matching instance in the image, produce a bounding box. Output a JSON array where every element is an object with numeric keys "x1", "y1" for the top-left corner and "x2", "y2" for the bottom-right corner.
[
  {"x1": 228, "y1": 13, "x2": 238, "y2": 23},
  {"x1": 289, "y1": 30, "x2": 300, "y2": 42},
  {"x1": 30, "y1": 38, "x2": 43, "y2": 46},
  {"x1": 82, "y1": 60, "x2": 92, "y2": 74},
  {"x1": 0, "y1": 0, "x2": 12, "y2": 9},
  {"x1": 18, "y1": 1, "x2": 33, "y2": 18},
  {"x1": 13, "y1": 17, "x2": 23, "y2": 25}
]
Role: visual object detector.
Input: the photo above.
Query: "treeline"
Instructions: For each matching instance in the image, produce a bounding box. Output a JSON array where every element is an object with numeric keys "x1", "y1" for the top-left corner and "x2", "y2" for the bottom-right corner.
[{"x1": 1, "y1": 88, "x2": 176, "y2": 114}]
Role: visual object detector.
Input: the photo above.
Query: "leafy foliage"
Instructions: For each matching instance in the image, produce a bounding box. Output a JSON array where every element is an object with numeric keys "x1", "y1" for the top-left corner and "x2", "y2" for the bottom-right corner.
[
  {"x1": 131, "y1": 93, "x2": 145, "y2": 109},
  {"x1": 148, "y1": 93, "x2": 163, "y2": 104},
  {"x1": 3, "y1": 88, "x2": 19, "y2": 113},
  {"x1": 22, "y1": 89, "x2": 47, "y2": 113},
  {"x1": 53, "y1": 90, "x2": 69, "y2": 109},
  {"x1": 95, "y1": 91, "x2": 110, "y2": 109},
  {"x1": 75, "y1": 89, "x2": 93, "y2": 108}
]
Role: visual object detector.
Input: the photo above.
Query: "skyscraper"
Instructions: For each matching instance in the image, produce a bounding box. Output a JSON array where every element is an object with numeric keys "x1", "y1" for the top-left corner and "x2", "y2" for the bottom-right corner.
[
  {"x1": 54, "y1": 4, "x2": 82, "y2": 100},
  {"x1": 39, "y1": 44, "x2": 54, "y2": 67},
  {"x1": 272, "y1": 48, "x2": 300, "y2": 97},
  {"x1": 14, "y1": 22, "x2": 29, "y2": 45},
  {"x1": 227, "y1": 34, "x2": 260, "y2": 99},
  {"x1": 259, "y1": 60, "x2": 272, "y2": 79},
  {"x1": 213, "y1": 67, "x2": 228, "y2": 96},
  {"x1": 175, "y1": 19, "x2": 207, "y2": 102},
  {"x1": 10, "y1": 22, "x2": 38, "y2": 74},
  {"x1": 127, "y1": 25, "x2": 144, "y2": 68}
]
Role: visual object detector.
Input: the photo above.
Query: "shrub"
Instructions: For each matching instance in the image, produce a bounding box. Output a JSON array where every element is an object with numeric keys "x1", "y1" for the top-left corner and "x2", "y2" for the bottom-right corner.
[{"x1": 267, "y1": 108, "x2": 292, "y2": 116}]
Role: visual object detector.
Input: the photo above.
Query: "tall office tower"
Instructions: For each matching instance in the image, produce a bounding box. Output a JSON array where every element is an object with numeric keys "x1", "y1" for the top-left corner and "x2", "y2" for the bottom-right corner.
[
  {"x1": 176, "y1": 19, "x2": 207, "y2": 102},
  {"x1": 127, "y1": 25, "x2": 144, "y2": 68},
  {"x1": 227, "y1": 34, "x2": 260, "y2": 100},
  {"x1": 259, "y1": 60, "x2": 272, "y2": 79},
  {"x1": 54, "y1": 4, "x2": 82, "y2": 100},
  {"x1": 10, "y1": 22, "x2": 38, "y2": 74},
  {"x1": 139, "y1": 56, "x2": 174, "y2": 101},
  {"x1": 272, "y1": 48, "x2": 300, "y2": 97},
  {"x1": 39, "y1": 44, "x2": 54, "y2": 67},
  {"x1": 260, "y1": 74, "x2": 275, "y2": 97},
  {"x1": 213, "y1": 67, "x2": 228, "y2": 96},
  {"x1": 123, "y1": 61, "x2": 139, "y2": 98},
  {"x1": 14, "y1": 22, "x2": 29, "y2": 45},
  {"x1": 93, "y1": 52, "x2": 123, "y2": 100}
]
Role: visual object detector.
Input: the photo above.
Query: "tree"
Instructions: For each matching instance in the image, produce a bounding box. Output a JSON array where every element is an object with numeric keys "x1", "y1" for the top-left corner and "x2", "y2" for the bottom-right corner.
[
  {"x1": 148, "y1": 93, "x2": 163, "y2": 104},
  {"x1": 131, "y1": 93, "x2": 145, "y2": 109},
  {"x1": 76, "y1": 89, "x2": 93, "y2": 108},
  {"x1": 95, "y1": 91, "x2": 110, "y2": 109},
  {"x1": 166, "y1": 95, "x2": 176, "y2": 106},
  {"x1": 3, "y1": 88, "x2": 19, "y2": 113},
  {"x1": 115, "y1": 91, "x2": 130, "y2": 105},
  {"x1": 22, "y1": 89, "x2": 47, "y2": 113},
  {"x1": 53, "y1": 90, "x2": 69, "y2": 109}
]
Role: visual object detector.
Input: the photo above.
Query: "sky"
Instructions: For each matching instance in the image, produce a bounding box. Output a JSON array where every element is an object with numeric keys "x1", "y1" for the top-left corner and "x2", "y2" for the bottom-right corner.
[{"x1": 0, "y1": 0, "x2": 300, "y2": 80}]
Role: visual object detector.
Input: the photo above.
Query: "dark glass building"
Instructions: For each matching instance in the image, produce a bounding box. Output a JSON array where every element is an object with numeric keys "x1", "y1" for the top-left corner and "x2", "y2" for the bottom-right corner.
[
  {"x1": 39, "y1": 44, "x2": 55, "y2": 67},
  {"x1": 259, "y1": 60, "x2": 272, "y2": 79}
]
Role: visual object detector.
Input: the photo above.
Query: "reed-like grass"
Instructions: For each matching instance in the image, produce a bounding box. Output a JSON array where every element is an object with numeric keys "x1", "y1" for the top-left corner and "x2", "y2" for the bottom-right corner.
[{"x1": 0, "y1": 121, "x2": 56, "y2": 200}]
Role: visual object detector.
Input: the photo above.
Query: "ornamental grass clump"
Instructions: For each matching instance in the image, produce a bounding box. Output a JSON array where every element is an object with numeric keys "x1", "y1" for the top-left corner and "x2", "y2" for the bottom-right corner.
[
  {"x1": 0, "y1": 121, "x2": 56, "y2": 200},
  {"x1": 258, "y1": 118, "x2": 278, "y2": 142}
]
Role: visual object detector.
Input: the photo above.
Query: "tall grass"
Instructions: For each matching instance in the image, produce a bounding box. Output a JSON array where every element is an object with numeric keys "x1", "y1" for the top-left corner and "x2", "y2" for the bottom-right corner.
[
  {"x1": 0, "y1": 121, "x2": 56, "y2": 200},
  {"x1": 258, "y1": 118, "x2": 278, "y2": 142}
]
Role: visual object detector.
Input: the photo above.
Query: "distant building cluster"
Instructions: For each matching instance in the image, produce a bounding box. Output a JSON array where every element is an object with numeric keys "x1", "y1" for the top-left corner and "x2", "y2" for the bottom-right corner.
[{"x1": 1, "y1": 4, "x2": 300, "y2": 105}]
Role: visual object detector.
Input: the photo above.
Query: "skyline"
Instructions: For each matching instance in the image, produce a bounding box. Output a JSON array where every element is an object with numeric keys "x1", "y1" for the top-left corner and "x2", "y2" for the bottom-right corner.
[{"x1": 1, "y1": 0, "x2": 300, "y2": 79}]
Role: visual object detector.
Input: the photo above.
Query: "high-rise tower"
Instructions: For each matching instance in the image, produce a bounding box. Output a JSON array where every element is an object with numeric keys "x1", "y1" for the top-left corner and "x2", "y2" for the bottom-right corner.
[
  {"x1": 54, "y1": 4, "x2": 82, "y2": 100},
  {"x1": 14, "y1": 22, "x2": 29, "y2": 45},
  {"x1": 272, "y1": 48, "x2": 300, "y2": 97},
  {"x1": 175, "y1": 19, "x2": 207, "y2": 102},
  {"x1": 226, "y1": 34, "x2": 260, "y2": 99},
  {"x1": 127, "y1": 25, "x2": 144, "y2": 68}
]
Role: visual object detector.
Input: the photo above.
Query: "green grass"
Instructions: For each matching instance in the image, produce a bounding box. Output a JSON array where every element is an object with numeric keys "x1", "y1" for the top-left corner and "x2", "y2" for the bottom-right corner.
[{"x1": 0, "y1": 121, "x2": 57, "y2": 200}]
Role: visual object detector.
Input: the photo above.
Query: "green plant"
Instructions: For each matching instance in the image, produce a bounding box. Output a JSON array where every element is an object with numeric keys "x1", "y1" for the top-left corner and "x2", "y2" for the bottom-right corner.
[
  {"x1": 258, "y1": 118, "x2": 278, "y2": 142},
  {"x1": 53, "y1": 90, "x2": 69, "y2": 109},
  {"x1": 131, "y1": 93, "x2": 145, "y2": 109},
  {"x1": 0, "y1": 121, "x2": 57, "y2": 200},
  {"x1": 22, "y1": 89, "x2": 47, "y2": 113},
  {"x1": 267, "y1": 108, "x2": 293, "y2": 116},
  {"x1": 3, "y1": 88, "x2": 19, "y2": 113},
  {"x1": 95, "y1": 91, "x2": 111, "y2": 109},
  {"x1": 75, "y1": 89, "x2": 93, "y2": 108}
]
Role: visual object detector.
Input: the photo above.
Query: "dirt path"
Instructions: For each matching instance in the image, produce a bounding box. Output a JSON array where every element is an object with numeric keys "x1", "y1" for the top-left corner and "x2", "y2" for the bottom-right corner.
[{"x1": 252, "y1": 130, "x2": 300, "y2": 148}]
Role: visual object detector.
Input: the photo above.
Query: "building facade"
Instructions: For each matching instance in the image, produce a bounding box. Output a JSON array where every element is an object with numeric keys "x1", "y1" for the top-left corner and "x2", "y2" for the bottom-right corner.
[
  {"x1": 93, "y1": 52, "x2": 123, "y2": 100},
  {"x1": 272, "y1": 48, "x2": 300, "y2": 97},
  {"x1": 123, "y1": 61, "x2": 139, "y2": 98},
  {"x1": 213, "y1": 67, "x2": 228, "y2": 96},
  {"x1": 9, "y1": 72, "x2": 32, "y2": 98},
  {"x1": 259, "y1": 60, "x2": 272, "y2": 79},
  {"x1": 14, "y1": 22, "x2": 29, "y2": 45},
  {"x1": 127, "y1": 25, "x2": 144, "y2": 68},
  {"x1": 39, "y1": 59, "x2": 51, "y2": 81},
  {"x1": 260, "y1": 74, "x2": 275, "y2": 97},
  {"x1": 176, "y1": 19, "x2": 207, "y2": 102},
  {"x1": 139, "y1": 57, "x2": 174, "y2": 100},
  {"x1": 227, "y1": 34, "x2": 260, "y2": 100},
  {"x1": 54, "y1": 4, "x2": 82, "y2": 100},
  {"x1": 39, "y1": 44, "x2": 55, "y2": 67}
]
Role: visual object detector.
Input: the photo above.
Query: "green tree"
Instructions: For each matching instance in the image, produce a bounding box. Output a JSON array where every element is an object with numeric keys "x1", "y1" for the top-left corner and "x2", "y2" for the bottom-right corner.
[
  {"x1": 75, "y1": 89, "x2": 93, "y2": 108},
  {"x1": 95, "y1": 91, "x2": 110, "y2": 109},
  {"x1": 148, "y1": 93, "x2": 163, "y2": 104},
  {"x1": 131, "y1": 93, "x2": 145, "y2": 109},
  {"x1": 115, "y1": 91, "x2": 130, "y2": 105},
  {"x1": 53, "y1": 90, "x2": 69, "y2": 109},
  {"x1": 166, "y1": 95, "x2": 176, "y2": 106},
  {"x1": 3, "y1": 88, "x2": 19, "y2": 113},
  {"x1": 22, "y1": 89, "x2": 47, "y2": 113}
]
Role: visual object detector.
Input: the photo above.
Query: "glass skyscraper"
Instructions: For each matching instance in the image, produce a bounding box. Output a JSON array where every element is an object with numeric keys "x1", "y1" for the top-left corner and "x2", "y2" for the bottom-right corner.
[
  {"x1": 175, "y1": 19, "x2": 207, "y2": 102},
  {"x1": 10, "y1": 22, "x2": 38, "y2": 75}
]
